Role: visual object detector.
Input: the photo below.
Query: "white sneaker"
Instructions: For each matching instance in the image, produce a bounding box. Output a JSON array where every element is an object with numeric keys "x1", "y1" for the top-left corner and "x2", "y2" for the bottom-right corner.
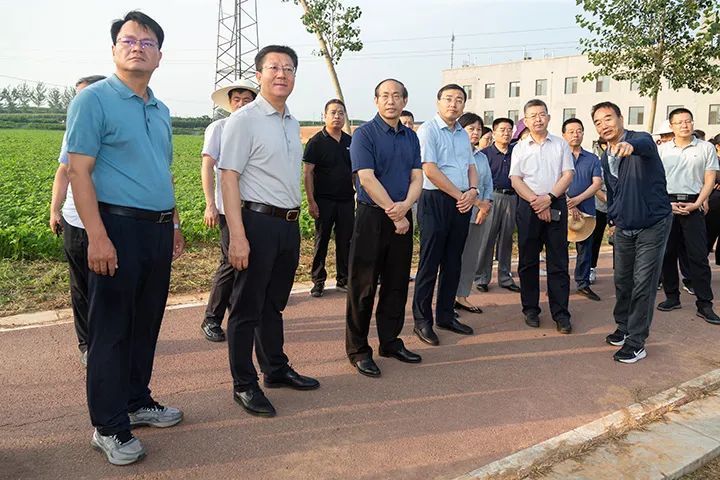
[
  {"x1": 589, "y1": 268, "x2": 597, "y2": 284},
  {"x1": 129, "y1": 402, "x2": 183, "y2": 428},
  {"x1": 91, "y1": 429, "x2": 145, "y2": 466}
]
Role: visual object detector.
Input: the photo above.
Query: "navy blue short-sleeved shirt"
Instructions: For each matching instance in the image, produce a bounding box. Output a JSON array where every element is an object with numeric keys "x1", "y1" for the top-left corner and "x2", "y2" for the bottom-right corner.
[
  {"x1": 350, "y1": 114, "x2": 422, "y2": 205},
  {"x1": 567, "y1": 148, "x2": 602, "y2": 215}
]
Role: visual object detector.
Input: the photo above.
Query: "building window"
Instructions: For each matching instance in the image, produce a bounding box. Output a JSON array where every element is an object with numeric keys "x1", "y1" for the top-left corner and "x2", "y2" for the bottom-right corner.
[
  {"x1": 463, "y1": 85, "x2": 473, "y2": 100},
  {"x1": 710, "y1": 105, "x2": 720, "y2": 125},
  {"x1": 628, "y1": 106, "x2": 644, "y2": 125},
  {"x1": 509, "y1": 81, "x2": 520, "y2": 98},
  {"x1": 483, "y1": 111, "x2": 494, "y2": 125},
  {"x1": 507, "y1": 110, "x2": 519, "y2": 123},
  {"x1": 535, "y1": 79, "x2": 548, "y2": 96},
  {"x1": 666, "y1": 105, "x2": 683, "y2": 118},
  {"x1": 596, "y1": 75, "x2": 610, "y2": 93},
  {"x1": 630, "y1": 79, "x2": 641, "y2": 91},
  {"x1": 564, "y1": 77, "x2": 577, "y2": 94},
  {"x1": 485, "y1": 83, "x2": 495, "y2": 99},
  {"x1": 563, "y1": 108, "x2": 576, "y2": 122}
]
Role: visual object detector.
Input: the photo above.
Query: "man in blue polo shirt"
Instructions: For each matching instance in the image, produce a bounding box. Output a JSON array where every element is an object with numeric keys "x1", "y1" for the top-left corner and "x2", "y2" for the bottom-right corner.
[
  {"x1": 345, "y1": 78, "x2": 423, "y2": 377},
  {"x1": 562, "y1": 118, "x2": 602, "y2": 301},
  {"x1": 413, "y1": 84, "x2": 479, "y2": 346},
  {"x1": 66, "y1": 11, "x2": 184, "y2": 465}
]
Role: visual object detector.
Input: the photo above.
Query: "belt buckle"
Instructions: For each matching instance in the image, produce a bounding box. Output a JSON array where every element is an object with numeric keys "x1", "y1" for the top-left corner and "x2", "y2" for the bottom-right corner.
[
  {"x1": 158, "y1": 211, "x2": 173, "y2": 223},
  {"x1": 285, "y1": 210, "x2": 299, "y2": 222},
  {"x1": 676, "y1": 194, "x2": 688, "y2": 201}
]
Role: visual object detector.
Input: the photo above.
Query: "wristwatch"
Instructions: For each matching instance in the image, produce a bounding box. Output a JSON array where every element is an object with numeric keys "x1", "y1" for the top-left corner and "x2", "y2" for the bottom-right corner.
[{"x1": 548, "y1": 192, "x2": 557, "y2": 202}]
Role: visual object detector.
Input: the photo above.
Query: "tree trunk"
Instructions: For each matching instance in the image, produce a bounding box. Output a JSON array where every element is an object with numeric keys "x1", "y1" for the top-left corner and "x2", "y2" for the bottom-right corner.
[
  {"x1": 647, "y1": 92, "x2": 658, "y2": 134},
  {"x1": 297, "y1": 0, "x2": 352, "y2": 133}
]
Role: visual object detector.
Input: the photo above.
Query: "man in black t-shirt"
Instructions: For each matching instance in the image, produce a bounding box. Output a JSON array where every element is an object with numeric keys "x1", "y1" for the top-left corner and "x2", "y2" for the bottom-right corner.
[{"x1": 303, "y1": 99, "x2": 355, "y2": 297}]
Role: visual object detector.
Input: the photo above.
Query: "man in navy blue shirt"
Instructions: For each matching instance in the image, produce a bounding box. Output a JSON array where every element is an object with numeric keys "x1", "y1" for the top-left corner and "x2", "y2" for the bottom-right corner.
[
  {"x1": 562, "y1": 118, "x2": 602, "y2": 301},
  {"x1": 346, "y1": 79, "x2": 424, "y2": 377},
  {"x1": 592, "y1": 101, "x2": 672, "y2": 364}
]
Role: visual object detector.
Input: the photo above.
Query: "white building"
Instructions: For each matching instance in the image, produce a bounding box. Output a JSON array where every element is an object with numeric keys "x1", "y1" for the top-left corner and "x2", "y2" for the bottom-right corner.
[{"x1": 443, "y1": 54, "x2": 720, "y2": 148}]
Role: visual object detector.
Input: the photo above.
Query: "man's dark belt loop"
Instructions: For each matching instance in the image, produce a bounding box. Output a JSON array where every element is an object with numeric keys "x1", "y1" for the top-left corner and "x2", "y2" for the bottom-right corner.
[
  {"x1": 669, "y1": 194, "x2": 699, "y2": 202},
  {"x1": 242, "y1": 201, "x2": 300, "y2": 222},
  {"x1": 98, "y1": 202, "x2": 174, "y2": 223},
  {"x1": 493, "y1": 188, "x2": 515, "y2": 195}
]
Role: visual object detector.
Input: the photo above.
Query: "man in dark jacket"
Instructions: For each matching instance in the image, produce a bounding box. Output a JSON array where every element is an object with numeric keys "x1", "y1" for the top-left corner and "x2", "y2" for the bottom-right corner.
[{"x1": 591, "y1": 101, "x2": 672, "y2": 364}]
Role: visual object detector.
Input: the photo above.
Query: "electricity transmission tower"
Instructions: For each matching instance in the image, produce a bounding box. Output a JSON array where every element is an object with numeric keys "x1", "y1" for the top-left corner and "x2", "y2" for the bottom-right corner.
[{"x1": 213, "y1": 0, "x2": 260, "y2": 116}]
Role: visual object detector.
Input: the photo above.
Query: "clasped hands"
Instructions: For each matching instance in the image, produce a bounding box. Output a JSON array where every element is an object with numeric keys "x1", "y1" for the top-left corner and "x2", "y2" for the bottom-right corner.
[
  {"x1": 386, "y1": 201, "x2": 411, "y2": 234},
  {"x1": 531, "y1": 194, "x2": 553, "y2": 222}
]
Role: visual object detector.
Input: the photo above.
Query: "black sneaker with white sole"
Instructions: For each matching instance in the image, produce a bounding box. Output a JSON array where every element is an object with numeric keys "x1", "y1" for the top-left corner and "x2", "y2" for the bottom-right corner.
[
  {"x1": 605, "y1": 329, "x2": 627, "y2": 346},
  {"x1": 657, "y1": 299, "x2": 681, "y2": 312},
  {"x1": 613, "y1": 344, "x2": 647, "y2": 363}
]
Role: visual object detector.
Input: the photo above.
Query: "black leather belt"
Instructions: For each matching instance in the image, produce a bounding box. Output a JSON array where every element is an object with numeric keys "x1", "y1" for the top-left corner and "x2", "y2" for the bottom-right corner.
[
  {"x1": 358, "y1": 201, "x2": 382, "y2": 209},
  {"x1": 494, "y1": 188, "x2": 515, "y2": 195},
  {"x1": 243, "y1": 201, "x2": 300, "y2": 221},
  {"x1": 98, "y1": 202, "x2": 174, "y2": 223},
  {"x1": 669, "y1": 194, "x2": 699, "y2": 202}
]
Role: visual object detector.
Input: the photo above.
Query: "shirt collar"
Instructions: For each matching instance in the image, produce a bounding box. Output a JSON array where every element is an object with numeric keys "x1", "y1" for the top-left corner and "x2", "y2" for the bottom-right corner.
[
  {"x1": 255, "y1": 94, "x2": 293, "y2": 118},
  {"x1": 671, "y1": 136, "x2": 699, "y2": 149},
  {"x1": 107, "y1": 74, "x2": 157, "y2": 105},
  {"x1": 490, "y1": 143, "x2": 511, "y2": 155},
  {"x1": 527, "y1": 133, "x2": 552, "y2": 145},
  {"x1": 432, "y1": 113, "x2": 462, "y2": 132},
  {"x1": 372, "y1": 113, "x2": 405, "y2": 134}
]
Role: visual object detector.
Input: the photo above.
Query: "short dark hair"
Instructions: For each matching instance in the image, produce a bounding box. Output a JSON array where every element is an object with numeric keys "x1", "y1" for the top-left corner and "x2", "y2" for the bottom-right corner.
[
  {"x1": 324, "y1": 98, "x2": 346, "y2": 113},
  {"x1": 374, "y1": 78, "x2": 408, "y2": 99},
  {"x1": 523, "y1": 98, "x2": 548, "y2": 114},
  {"x1": 562, "y1": 117, "x2": 584, "y2": 133},
  {"x1": 228, "y1": 87, "x2": 257, "y2": 101},
  {"x1": 492, "y1": 117, "x2": 514, "y2": 130},
  {"x1": 111, "y1": 11, "x2": 165, "y2": 49},
  {"x1": 255, "y1": 45, "x2": 298, "y2": 71},
  {"x1": 458, "y1": 112, "x2": 483, "y2": 129},
  {"x1": 76, "y1": 75, "x2": 106, "y2": 87},
  {"x1": 591, "y1": 101, "x2": 621, "y2": 120},
  {"x1": 694, "y1": 129, "x2": 706, "y2": 140},
  {"x1": 481, "y1": 126, "x2": 492, "y2": 136},
  {"x1": 437, "y1": 83, "x2": 467, "y2": 102},
  {"x1": 400, "y1": 110, "x2": 414, "y2": 119},
  {"x1": 669, "y1": 107, "x2": 693, "y2": 122}
]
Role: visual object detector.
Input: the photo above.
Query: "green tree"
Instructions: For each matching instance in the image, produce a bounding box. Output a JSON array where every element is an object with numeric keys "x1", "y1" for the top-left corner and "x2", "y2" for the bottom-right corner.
[
  {"x1": 60, "y1": 87, "x2": 75, "y2": 110},
  {"x1": 32, "y1": 82, "x2": 47, "y2": 108},
  {"x1": 47, "y1": 88, "x2": 62, "y2": 111},
  {"x1": 283, "y1": 0, "x2": 363, "y2": 132},
  {"x1": 1, "y1": 87, "x2": 16, "y2": 111},
  {"x1": 17, "y1": 82, "x2": 32, "y2": 108},
  {"x1": 576, "y1": 0, "x2": 720, "y2": 131}
]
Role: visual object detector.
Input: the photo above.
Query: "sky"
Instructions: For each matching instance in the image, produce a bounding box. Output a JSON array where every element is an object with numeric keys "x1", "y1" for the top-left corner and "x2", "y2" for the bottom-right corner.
[{"x1": 0, "y1": 0, "x2": 588, "y2": 122}]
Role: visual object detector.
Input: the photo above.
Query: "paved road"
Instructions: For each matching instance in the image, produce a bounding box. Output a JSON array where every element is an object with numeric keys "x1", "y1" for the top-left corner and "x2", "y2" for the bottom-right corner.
[{"x1": 3, "y1": 254, "x2": 720, "y2": 480}]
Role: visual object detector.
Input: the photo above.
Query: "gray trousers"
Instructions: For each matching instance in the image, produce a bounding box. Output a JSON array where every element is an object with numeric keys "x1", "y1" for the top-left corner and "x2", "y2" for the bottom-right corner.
[
  {"x1": 613, "y1": 213, "x2": 672, "y2": 349},
  {"x1": 474, "y1": 191, "x2": 517, "y2": 286},
  {"x1": 457, "y1": 221, "x2": 486, "y2": 297}
]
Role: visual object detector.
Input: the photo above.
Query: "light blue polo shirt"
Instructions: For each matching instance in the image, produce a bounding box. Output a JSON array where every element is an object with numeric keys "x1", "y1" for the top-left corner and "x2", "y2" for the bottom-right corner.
[
  {"x1": 417, "y1": 114, "x2": 474, "y2": 191},
  {"x1": 65, "y1": 74, "x2": 175, "y2": 211}
]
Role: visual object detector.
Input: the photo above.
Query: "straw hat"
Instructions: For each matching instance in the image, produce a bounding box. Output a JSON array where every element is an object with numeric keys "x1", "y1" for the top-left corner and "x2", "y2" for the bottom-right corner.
[
  {"x1": 211, "y1": 79, "x2": 259, "y2": 113},
  {"x1": 567, "y1": 212, "x2": 596, "y2": 242}
]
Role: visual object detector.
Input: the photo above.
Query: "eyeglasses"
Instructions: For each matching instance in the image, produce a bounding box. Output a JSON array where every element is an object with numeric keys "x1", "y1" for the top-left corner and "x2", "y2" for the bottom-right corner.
[
  {"x1": 670, "y1": 120, "x2": 694, "y2": 126},
  {"x1": 262, "y1": 65, "x2": 296, "y2": 76},
  {"x1": 117, "y1": 37, "x2": 158, "y2": 50}
]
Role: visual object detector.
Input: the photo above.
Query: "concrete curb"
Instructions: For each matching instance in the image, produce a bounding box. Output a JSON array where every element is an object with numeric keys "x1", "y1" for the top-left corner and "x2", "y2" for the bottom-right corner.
[{"x1": 454, "y1": 368, "x2": 720, "y2": 480}]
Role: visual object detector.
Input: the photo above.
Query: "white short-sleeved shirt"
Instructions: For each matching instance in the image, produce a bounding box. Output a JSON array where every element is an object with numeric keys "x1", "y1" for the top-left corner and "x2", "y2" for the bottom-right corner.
[
  {"x1": 659, "y1": 137, "x2": 719, "y2": 194},
  {"x1": 202, "y1": 118, "x2": 227, "y2": 214},
  {"x1": 57, "y1": 134, "x2": 84, "y2": 229},
  {"x1": 509, "y1": 133, "x2": 575, "y2": 195},
  {"x1": 219, "y1": 94, "x2": 303, "y2": 209}
]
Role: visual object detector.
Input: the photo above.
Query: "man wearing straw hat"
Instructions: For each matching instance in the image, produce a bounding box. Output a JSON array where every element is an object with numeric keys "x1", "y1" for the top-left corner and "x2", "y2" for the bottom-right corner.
[
  {"x1": 200, "y1": 79, "x2": 258, "y2": 342},
  {"x1": 562, "y1": 118, "x2": 602, "y2": 302}
]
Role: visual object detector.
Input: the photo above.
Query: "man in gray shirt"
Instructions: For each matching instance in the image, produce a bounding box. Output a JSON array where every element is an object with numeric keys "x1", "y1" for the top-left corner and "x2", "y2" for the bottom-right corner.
[{"x1": 219, "y1": 45, "x2": 319, "y2": 418}]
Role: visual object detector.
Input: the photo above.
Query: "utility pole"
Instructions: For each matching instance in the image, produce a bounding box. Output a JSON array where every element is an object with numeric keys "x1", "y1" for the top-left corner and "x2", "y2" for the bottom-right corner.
[
  {"x1": 450, "y1": 32, "x2": 455, "y2": 69},
  {"x1": 214, "y1": 0, "x2": 260, "y2": 117}
]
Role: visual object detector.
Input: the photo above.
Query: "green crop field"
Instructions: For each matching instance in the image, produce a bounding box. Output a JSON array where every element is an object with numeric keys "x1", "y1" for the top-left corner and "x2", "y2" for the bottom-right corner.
[{"x1": 0, "y1": 129, "x2": 316, "y2": 260}]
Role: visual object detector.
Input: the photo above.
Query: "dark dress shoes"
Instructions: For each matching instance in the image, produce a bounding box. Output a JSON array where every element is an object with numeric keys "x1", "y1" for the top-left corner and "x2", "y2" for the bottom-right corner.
[
  {"x1": 437, "y1": 318, "x2": 474, "y2": 335},
  {"x1": 556, "y1": 319, "x2": 572, "y2": 334},
  {"x1": 525, "y1": 313, "x2": 540, "y2": 328},
  {"x1": 234, "y1": 387, "x2": 276, "y2": 417},
  {"x1": 264, "y1": 367, "x2": 320, "y2": 390},
  {"x1": 201, "y1": 320, "x2": 226, "y2": 342},
  {"x1": 697, "y1": 307, "x2": 720, "y2": 325},
  {"x1": 476, "y1": 284, "x2": 489, "y2": 292},
  {"x1": 354, "y1": 358, "x2": 381, "y2": 377},
  {"x1": 576, "y1": 286, "x2": 601, "y2": 301},
  {"x1": 379, "y1": 346, "x2": 422, "y2": 363},
  {"x1": 501, "y1": 284, "x2": 521, "y2": 293},
  {"x1": 414, "y1": 326, "x2": 439, "y2": 346}
]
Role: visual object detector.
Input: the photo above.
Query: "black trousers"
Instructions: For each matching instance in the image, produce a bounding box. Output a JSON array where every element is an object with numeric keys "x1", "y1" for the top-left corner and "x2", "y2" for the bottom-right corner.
[
  {"x1": 346, "y1": 204, "x2": 413, "y2": 362},
  {"x1": 413, "y1": 189, "x2": 471, "y2": 329},
  {"x1": 86, "y1": 212, "x2": 173, "y2": 436},
  {"x1": 311, "y1": 197, "x2": 354, "y2": 285},
  {"x1": 62, "y1": 218, "x2": 89, "y2": 353},
  {"x1": 591, "y1": 210, "x2": 608, "y2": 269},
  {"x1": 662, "y1": 210, "x2": 714, "y2": 309},
  {"x1": 226, "y1": 209, "x2": 298, "y2": 391},
  {"x1": 706, "y1": 190, "x2": 720, "y2": 265},
  {"x1": 204, "y1": 215, "x2": 235, "y2": 326},
  {"x1": 516, "y1": 197, "x2": 571, "y2": 321}
]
